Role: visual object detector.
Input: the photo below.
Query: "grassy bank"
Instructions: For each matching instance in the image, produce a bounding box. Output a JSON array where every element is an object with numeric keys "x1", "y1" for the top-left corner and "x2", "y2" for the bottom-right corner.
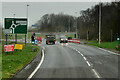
[
  {"x1": 2, "y1": 32, "x2": 45, "y2": 39},
  {"x1": 0, "y1": 44, "x2": 2, "y2": 80},
  {"x1": 2, "y1": 41, "x2": 40, "y2": 78},
  {"x1": 86, "y1": 40, "x2": 120, "y2": 51}
]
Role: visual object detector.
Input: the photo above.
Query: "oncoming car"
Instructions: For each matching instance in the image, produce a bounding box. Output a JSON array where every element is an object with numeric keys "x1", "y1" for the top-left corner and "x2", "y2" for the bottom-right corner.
[{"x1": 60, "y1": 36, "x2": 68, "y2": 43}]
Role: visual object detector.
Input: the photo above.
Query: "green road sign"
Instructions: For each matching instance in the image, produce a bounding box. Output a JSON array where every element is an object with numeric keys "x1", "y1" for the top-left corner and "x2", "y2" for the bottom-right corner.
[{"x1": 4, "y1": 18, "x2": 27, "y2": 34}]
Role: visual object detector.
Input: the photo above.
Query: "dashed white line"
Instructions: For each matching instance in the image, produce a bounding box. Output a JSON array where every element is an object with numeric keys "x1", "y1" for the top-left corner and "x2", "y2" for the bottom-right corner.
[
  {"x1": 92, "y1": 69, "x2": 101, "y2": 78},
  {"x1": 77, "y1": 51, "x2": 80, "y2": 53},
  {"x1": 86, "y1": 61, "x2": 91, "y2": 66},
  {"x1": 27, "y1": 47, "x2": 45, "y2": 80},
  {"x1": 83, "y1": 57, "x2": 87, "y2": 61},
  {"x1": 81, "y1": 53, "x2": 84, "y2": 57},
  {"x1": 67, "y1": 45, "x2": 102, "y2": 78}
]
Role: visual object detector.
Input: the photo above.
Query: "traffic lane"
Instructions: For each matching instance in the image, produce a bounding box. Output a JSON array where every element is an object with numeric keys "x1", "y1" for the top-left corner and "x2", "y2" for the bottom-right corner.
[
  {"x1": 32, "y1": 44, "x2": 96, "y2": 78},
  {"x1": 68, "y1": 43, "x2": 118, "y2": 78}
]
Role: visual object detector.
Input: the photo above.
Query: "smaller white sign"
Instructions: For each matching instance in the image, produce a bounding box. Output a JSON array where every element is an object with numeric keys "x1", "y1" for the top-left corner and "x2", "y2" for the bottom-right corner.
[
  {"x1": 4, "y1": 29, "x2": 12, "y2": 34},
  {"x1": 16, "y1": 21, "x2": 27, "y2": 25}
]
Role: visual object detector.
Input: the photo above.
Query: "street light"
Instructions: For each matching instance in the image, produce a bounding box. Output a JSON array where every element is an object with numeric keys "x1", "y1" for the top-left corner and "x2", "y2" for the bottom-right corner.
[
  {"x1": 68, "y1": 16, "x2": 70, "y2": 32},
  {"x1": 13, "y1": 14, "x2": 17, "y2": 43},
  {"x1": 99, "y1": 0, "x2": 101, "y2": 44},
  {"x1": 25, "y1": 4, "x2": 29, "y2": 45},
  {"x1": 75, "y1": 12, "x2": 78, "y2": 38},
  {"x1": 13, "y1": 14, "x2": 15, "y2": 18}
]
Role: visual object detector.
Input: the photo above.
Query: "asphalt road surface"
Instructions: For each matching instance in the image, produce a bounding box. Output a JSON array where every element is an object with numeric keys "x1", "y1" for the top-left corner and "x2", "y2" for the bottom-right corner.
[
  {"x1": 13, "y1": 39, "x2": 119, "y2": 79},
  {"x1": 31, "y1": 40, "x2": 118, "y2": 78}
]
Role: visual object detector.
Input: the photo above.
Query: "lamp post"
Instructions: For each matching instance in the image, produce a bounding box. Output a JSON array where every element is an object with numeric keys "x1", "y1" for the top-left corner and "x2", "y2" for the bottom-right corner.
[
  {"x1": 13, "y1": 14, "x2": 15, "y2": 18},
  {"x1": 68, "y1": 16, "x2": 70, "y2": 32},
  {"x1": 13, "y1": 14, "x2": 17, "y2": 44},
  {"x1": 99, "y1": 0, "x2": 101, "y2": 44},
  {"x1": 25, "y1": 4, "x2": 29, "y2": 46},
  {"x1": 75, "y1": 12, "x2": 78, "y2": 38}
]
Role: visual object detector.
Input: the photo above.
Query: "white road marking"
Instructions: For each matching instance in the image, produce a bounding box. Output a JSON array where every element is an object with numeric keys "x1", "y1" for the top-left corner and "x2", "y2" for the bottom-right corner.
[
  {"x1": 98, "y1": 47, "x2": 119, "y2": 55},
  {"x1": 77, "y1": 51, "x2": 80, "y2": 53},
  {"x1": 92, "y1": 69, "x2": 101, "y2": 78},
  {"x1": 27, "y1": 47, "x2": 45, "y2": 80},
  {"x1": 77, "y1": 44, "x2": 119, "y2": 56},
  {"x1": 98, "y1": 48, "x2": 107, "y2": 52},
  {"x1": 83, "y1": 57, "x2": 87, "y2": 61},
  {"x1": 81, "y1": 53, "x2": 84, "y2": 57},
  {"x1": 67, "y1": 45, "x2": 102, "y2": 78},
  {"x1": 76, "y1": 49, "x2": 78, "y2": 52},
  {"x1": 86, "y1": 61, "x2": 91, "y2": 66}
]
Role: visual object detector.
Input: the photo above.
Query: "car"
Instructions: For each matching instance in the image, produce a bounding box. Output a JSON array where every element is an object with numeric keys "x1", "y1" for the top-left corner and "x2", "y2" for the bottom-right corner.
[
  {"x1": 36, "y1": 37, "x2": 42, "y2": 44},
  {"x1": 60, "y1": 36, "x2": 68, "y2": 43},
  {"x1": 68, "y1": 37, "x2": 72, "y2": 40}
]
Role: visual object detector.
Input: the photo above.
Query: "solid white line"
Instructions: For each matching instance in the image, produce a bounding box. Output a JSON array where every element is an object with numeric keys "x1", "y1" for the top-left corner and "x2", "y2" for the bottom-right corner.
[
  {"x1": 92, "y1": 69, "x2": 101, "y2": 78},
  {"x1": 26, "y1": 47, "x2": 45, "y2": 80},
  {"x1": 86, "y1": 61, "x2": 91, "y2": 66},
  {"x1": 107, "y1": 51, "x2": 116, "y2": 54},
  {"x1": 98, "y1": 48, "x2": 107, "y2": 51},
  {"x1": 98, "y1": 47, "x2": 119, "y2": 55}
]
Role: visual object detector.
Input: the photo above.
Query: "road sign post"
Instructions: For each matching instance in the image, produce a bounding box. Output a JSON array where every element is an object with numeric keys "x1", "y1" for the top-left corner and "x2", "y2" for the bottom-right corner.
[
  {"x1": 15, "y1": 34, "x2": 17, "y2": 44},
  {"x1": 5, "y1": 34, "x2": 8, "y2": 45},
  {"x1": 25, "y1": 34, "x2": 26, "y2": 46}
]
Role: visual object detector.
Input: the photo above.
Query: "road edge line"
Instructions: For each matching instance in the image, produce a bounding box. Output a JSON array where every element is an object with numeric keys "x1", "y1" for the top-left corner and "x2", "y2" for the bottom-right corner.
[
  {"x1": 98, "y1": 47, "x2": 120, "y2": 55},
  {"x1": 26, "y1": 47, "x2": 45, "y2": 80},
  {"x1": 92, "y1": 69, "x2": 101, "y2": 78}
]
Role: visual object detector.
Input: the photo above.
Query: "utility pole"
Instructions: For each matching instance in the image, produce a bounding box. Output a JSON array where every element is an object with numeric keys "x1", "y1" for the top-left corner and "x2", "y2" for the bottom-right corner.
[
  {"x1": 13, "y1": 14, "x2": 17, "y2": 44},
  {"x1": 87, "y1": 31, "x2": 89, "y2": 41},
  {"x1": 99, "y1": 0, "x2": 101, "y2": 44},
  {"x1": 26, "y1": 4, "x2": 29, "y2": 46},
  {"x1": 111, "y1": 29, "x2": 113, "y2": 42},
  {"x1": 68, "y1": 16, "x2": 70, "y2": 32},
  {"x1": 75, "y1": 12, "x2": 77, "y2": 38}
]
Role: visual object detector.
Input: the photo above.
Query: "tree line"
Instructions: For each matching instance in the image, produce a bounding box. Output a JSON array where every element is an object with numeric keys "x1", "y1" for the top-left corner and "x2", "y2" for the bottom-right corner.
[{"x1": 34, "y1": 2, "x2": 120, "y2": 41}]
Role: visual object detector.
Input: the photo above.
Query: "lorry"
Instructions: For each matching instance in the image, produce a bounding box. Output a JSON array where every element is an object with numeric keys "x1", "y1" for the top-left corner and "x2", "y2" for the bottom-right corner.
[{"x1": 45, "y1": 35, "x2": 56, "y2": 45}]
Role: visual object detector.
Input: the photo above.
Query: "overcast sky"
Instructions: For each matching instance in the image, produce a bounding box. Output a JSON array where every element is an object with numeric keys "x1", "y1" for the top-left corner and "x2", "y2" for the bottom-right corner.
[{"x1": 2, "y1": 2, "x2": 101, "y2": 26}]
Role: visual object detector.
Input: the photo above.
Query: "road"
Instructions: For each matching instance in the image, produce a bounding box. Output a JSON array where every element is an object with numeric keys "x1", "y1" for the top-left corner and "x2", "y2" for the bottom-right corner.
[
  {"x1": 12, "y1": 39, "x2": 119, "y2": 79},
  {"x1": 31, "y1": 40, "x2": 118, "y2": 78}
]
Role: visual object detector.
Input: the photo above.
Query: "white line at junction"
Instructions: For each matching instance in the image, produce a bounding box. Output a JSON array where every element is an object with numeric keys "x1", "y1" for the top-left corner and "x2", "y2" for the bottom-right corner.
[{"x1": 27, "y1": 47, "x2": 45, "y2": 80}]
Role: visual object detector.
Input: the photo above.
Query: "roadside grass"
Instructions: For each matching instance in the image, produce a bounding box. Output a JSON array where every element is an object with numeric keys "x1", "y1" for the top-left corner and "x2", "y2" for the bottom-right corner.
[
  {"x1": 2, "y1": 41, "x2": 40, "y2": 79},
  {"x1": 0, "y1": 44, "x2": 2, "y2": 80},
  {"x1": 86, "y1": 40, "x2": 120, "y2": 51},
  {"x1": 2, "y1": 32, "x2": 45, "y2": 39}
]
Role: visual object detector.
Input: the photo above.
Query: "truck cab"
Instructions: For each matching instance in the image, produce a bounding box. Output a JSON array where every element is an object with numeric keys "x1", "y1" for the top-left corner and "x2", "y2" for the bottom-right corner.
[{"x1": 46, "y1": 35, "x2": 56, "y2": 45}]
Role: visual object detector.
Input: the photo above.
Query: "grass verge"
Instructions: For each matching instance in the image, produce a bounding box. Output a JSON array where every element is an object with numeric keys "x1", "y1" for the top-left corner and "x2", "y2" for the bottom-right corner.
[
  {"x1": 0, "y1": 44, "x2": 2, "y2": 80},
  {"x1": 2, "y1": 41, "x2": 40, "y2": 79},
  {"x1": 86, "y1": 40, "x2": 120, "y2": 51},
  {"x1": 2, "y1": 32, "x2": 45, "y2": 39}
]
